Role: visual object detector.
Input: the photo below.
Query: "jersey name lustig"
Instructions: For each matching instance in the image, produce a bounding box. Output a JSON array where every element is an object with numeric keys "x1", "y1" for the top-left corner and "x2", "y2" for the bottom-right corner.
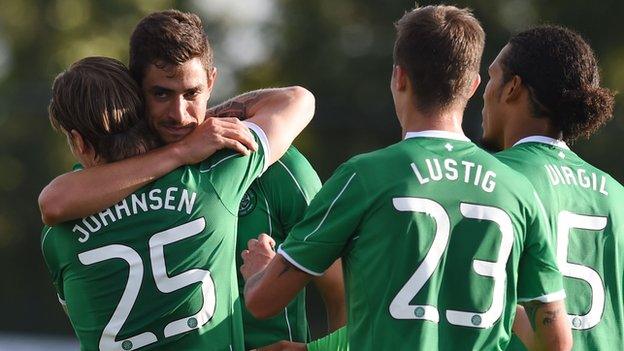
[{"x1": 410, "y1": 157, "x2": 496, "y2": 193}]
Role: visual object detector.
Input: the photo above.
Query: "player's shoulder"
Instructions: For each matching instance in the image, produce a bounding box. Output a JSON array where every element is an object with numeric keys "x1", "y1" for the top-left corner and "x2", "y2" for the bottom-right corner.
[
  {"x1": 41, "y1": 225, "x2": 55, "y2": 249},
  {"x1": 257, "y1": 145, "x2": 321, "y2": 195},
  {"x1": 263, "y1": 146, "x2": 319, "y2": 182},
  {"x1": 342, "y1": 140, "x2": 416, "y2": 169},
  {"x1": 41, "y1": 222, "x2": 75, "y2": 245},
  {"x1": 198, "y1": 149, "x2": 246, "y2": 172},
  {"x1": 40, "y1": 223, "x2": 75, "y2": 266},
  {"x1": 453, "y1": 145, "x2": 540, "y2": 204},
  {"x1": 495, "y1": 143, "x2": 551, "y2": 170}
]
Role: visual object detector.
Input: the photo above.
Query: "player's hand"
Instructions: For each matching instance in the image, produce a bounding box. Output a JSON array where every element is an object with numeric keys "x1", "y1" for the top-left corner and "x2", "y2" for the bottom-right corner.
[
  {"x1": 252, "y1": 340, "x2": 307, "y2": 351},
  {"x1": 174, "y1": 117, "x2": 258, "y2": 164},
  {"x1": 240, "y1": 233, "x2": 276, "y2": 281}
]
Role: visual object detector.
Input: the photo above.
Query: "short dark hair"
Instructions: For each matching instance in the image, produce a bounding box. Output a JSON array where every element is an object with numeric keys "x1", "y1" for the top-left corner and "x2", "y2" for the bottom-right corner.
[
  {"x1": 501, "y1": 25, "x2": 616, "y2": 142},
  {"x1": 48, "y1": 57, "x2": 159, "y2": 162},
  {"x1": 393, "y1": 5, "x2": 485, "y2": 113},
  {"x1": 129, "y1": 9, "x2": 214, "y2": 83}
]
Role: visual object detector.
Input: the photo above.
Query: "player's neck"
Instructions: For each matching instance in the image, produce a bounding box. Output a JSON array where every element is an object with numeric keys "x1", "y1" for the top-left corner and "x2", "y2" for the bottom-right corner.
[
  {"x1": 399, "y1": 106, "x2": 464, "y2": 138},
  {"x1": 504, "y1": 114, "x2": 562, "y2": 148}
]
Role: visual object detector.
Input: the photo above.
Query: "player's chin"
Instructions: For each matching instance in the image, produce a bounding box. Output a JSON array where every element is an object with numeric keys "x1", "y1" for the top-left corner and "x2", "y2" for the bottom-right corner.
[{"x1": 158, "y1": 127, "x2": 189, "y2": 144}]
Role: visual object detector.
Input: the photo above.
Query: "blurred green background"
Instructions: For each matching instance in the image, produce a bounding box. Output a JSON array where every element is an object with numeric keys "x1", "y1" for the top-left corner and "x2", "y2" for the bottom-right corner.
[{"x1": 0, "y1": 0, "x2": 622, "y2": 346}]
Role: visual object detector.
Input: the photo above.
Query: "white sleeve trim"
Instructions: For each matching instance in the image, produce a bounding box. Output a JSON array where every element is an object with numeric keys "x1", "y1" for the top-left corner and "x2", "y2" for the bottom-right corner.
[
  {"x1": 199, "y1": 154, "x2": 238, "y2": 173},
  {"x1": 277, "y1": 245, "x2": 323, "y2": 276},
  {"x1": 242, "y1": 121, "x2": 271, "y2": 174},
  {"x1": 517, "y1": 289, "x2": 566, "y2": 303},
  {"x1": 57, "y1": 294, "x2": 67, "y2": 306}
]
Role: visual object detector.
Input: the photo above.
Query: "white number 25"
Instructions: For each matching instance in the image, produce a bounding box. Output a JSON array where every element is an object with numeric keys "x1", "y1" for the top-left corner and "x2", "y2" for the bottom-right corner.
[
  {"x1": 389, "y1": 198, "x2": 513, "y2": 329},
  {"x1": 78, "y1": 218, "x2": 215, "y2": 351}
]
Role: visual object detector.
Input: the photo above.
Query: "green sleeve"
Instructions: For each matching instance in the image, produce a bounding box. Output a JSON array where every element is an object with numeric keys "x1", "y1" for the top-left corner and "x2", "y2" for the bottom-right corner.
[
  {"x1": 41, "y1": 226, "x2": 66, "y2": 305},
  {"x1": 199, "y1": 122, "x2": 268, "y2": 214},
  {"x1": 307, "y1": 326, "x2": 349, "y2": 351},
  {"x1": 278, "y1": 162, "x2": 366, "y2": 275},
  {"x1": 517, "y1": 192, "x2": 565, "y2": 303},
  {"x1": 265, "y1": 147, "x2": 322, "y2": 236}
]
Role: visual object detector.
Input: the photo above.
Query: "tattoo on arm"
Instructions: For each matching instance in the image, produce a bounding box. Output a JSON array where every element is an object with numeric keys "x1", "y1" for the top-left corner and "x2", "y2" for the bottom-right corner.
[
  {"x1": 277, "y1": 256, "x2": 300, "y2": 277},
  {"x1": 542, "y1": 308, "x2": 561, "y2": 326},
  {"x1": 207, "y1": 90, "x2": 270, "y2": 120},
  {"x1": 208, "y1": 100, "x2": 247, "y2": 119},
  {"x1": 523, "y1": 301, "x2": 563, "y2": 328},
  {"x1": 244, "y1": 269, "x2": 265, "y2": 296}
]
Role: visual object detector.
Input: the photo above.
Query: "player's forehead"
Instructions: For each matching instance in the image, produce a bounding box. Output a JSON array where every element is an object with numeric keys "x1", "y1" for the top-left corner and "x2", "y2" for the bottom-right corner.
[
  {"x1": 488, "y1": 44, "x2": 511, "y2": 75},
  {"x1": 142, "y1": 57, "x2": 208, "y2": 92}
]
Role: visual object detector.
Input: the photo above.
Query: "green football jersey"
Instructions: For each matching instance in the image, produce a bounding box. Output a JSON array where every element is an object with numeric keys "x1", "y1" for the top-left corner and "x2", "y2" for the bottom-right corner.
[
  {"x1": 307, "y1": 326, "x2": 348, "y2": 351},
  {"x1": 41, "y1": 123, "x2": 269, "y2": 351},
  {"x1": 496, "y1": 136, "x2": 624, "y2": 351},
  {"x1": 279, "y1": 130, "x2": 564, "y2": 351},
  {"x1": 236, "y1": 146, "x2": 321, "y2": 349}
]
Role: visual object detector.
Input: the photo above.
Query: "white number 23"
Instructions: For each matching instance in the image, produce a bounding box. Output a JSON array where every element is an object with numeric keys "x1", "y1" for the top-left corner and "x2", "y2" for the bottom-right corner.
[{"x1": 389, "y1": 198, "x2": 513, "y2": 329}]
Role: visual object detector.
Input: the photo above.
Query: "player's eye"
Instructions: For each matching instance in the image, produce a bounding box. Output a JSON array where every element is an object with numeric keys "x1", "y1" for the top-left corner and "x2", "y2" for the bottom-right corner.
[
  {"x1": 184, "y1": 90, "x2": 200, "y2": 100},
  {"x1": 153, "y1": 90, "x2": 169, "y2": 100}
]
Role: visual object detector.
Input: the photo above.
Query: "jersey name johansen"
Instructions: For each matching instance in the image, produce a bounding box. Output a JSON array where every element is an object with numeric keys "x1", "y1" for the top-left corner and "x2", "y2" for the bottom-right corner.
[{"x1": 72, "y1": 187, "x2": 198, "y2": 243}]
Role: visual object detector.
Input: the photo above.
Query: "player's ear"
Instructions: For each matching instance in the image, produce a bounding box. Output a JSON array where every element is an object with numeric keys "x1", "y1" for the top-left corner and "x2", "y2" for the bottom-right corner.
[
  {"x1": 69, "y1": 129, "x2": 98, "y2": 165},
  {"x1": 69, "y1": 129, "x2": 88, "y2": 155},
  {"x1": 467, "y1": 72, "x2": 481, "y2": 99},
  {"x1": 392, "y1": 65, "x2": 408, "y2": 92},
  {"x1": 206, "y1": 66, "x2": 217, "y2": 95},
  {"x1": 503, "y1": 75, "x2": 523, "y2": 103}
]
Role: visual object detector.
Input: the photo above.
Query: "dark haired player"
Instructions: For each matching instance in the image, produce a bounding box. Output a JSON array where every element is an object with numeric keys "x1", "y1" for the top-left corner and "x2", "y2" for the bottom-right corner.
[
  {"x1": 240, "y1": 6, "x2": 572, "y2": 351},
  {"x1": 481, "y1": 26, "x2": 622, "y2": 351}
]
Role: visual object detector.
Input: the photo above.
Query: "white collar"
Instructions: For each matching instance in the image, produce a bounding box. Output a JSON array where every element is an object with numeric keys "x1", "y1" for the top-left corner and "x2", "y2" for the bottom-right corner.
[
  {"x1": 404, "y1": 130, "x2": 470, "y2": 142},
  {"x1": 513, "y1": 135, "x2": 569, "y2": 150}
]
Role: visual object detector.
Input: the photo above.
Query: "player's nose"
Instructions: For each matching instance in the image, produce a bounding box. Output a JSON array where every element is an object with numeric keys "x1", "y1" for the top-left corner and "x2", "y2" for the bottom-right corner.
[{"x1": 168, "y1": 96, "x2": 192, "y2": 124}]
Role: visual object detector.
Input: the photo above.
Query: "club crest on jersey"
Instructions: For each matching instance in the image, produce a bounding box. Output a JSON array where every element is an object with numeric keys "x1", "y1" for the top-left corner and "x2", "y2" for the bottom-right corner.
[{"x1": 239, "y1": 189, "x2": 257, "y2": 216}]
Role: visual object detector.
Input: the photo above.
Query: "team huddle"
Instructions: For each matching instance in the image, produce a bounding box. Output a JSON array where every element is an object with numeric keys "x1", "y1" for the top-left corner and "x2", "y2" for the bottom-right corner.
[{"x1": 38, "y1": 4, "x2": 621, "y2": 351}]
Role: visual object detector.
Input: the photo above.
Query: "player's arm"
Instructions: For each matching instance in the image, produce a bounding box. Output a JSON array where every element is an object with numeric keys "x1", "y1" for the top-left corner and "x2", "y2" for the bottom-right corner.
[
  {"x1": 41, "y1": 228, "x2": 69, "y2": 316},
  {"x1": 241, "y1": 86, "x2": 315, "y2": 167},
  {"x1": 512, "y1": 305, "x2": 534, "y2": 349},
  {"x1": 245, "y1": 163, "x2": 361, "y2": 319},
  {"x1": 241, "y1": 235, "x2": 314, "y2": 319},
  {"x1": 38, "y1": 87, "x2": 312, "y2": 225},
  {"x1": 39, "y1": 139, "x2": 203, "y2": 225},
  {"x1": 520, "y1": 300, "x2": 572, "y2": 351},
  {"x1": 514, "y1": 191, "x2": 571, "y2": 350},
  {"x1": 311, "y1": 259, "x2": 346, "y2": 331}
]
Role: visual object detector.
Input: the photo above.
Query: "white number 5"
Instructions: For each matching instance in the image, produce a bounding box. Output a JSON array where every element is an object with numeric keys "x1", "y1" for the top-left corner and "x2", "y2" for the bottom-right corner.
[{"x1": 557, "y1": 211, "x2": 607, "y2": 330}]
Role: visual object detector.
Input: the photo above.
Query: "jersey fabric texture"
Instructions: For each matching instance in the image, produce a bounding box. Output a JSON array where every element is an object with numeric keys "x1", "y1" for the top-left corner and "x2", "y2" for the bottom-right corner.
[
  {"x1": 279, "y1": 130, "x2": 564, "y2": 351},
  {"x1": 497, "y1": 136, "x2": 624, "y2": 351},
  {"x1": 41, "y1": 123, "x2": 269, "y2": 351},
  {"x1": 236, "y1": 146, "x2": 321, "y2": 349},
  {"x1": 307, "y1": 326, "x2": 348, "y2": 351}
]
